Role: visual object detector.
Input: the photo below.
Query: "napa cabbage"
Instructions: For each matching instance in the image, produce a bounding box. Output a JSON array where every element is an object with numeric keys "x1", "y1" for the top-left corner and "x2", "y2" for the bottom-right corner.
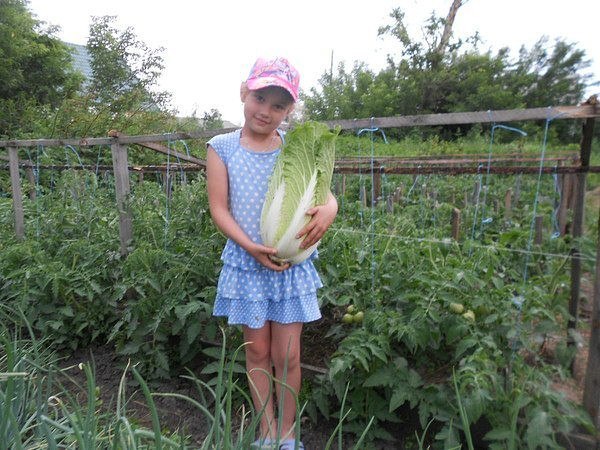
[{"x1": 260, "y1": 121, "x2": 338, "y2": 265}]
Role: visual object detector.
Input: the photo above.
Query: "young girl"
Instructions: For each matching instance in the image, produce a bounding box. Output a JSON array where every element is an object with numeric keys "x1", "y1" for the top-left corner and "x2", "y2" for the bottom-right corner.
[{"x1": 206, "y1": 57, "x2": 337, "y2": 450}]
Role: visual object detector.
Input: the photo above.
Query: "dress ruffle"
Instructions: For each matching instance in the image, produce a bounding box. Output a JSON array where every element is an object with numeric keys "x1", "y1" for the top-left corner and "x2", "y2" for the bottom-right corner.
[
  {"x1": 213, "y1": 262, "x2": 323, "y2": 329},
  {"x1": 216, "y1": 261, "x2": 322, "y2": 301},
  {"x1": 214, "y1": 293, "x2": 322, "y2": 329}
]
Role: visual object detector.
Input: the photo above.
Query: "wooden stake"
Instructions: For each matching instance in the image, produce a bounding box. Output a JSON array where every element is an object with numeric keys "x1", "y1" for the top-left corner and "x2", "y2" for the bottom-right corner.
[
  {"x1": 534, "y1": 215, "x2": 543, "y2": 245},
  {"x1": 372, "y1": 172, "x2": 381, "y2": 205},
  {"x1": 25, "y1": 167, "x2": 36, "y2": 200},
  {"x1": 569, "y1": 117, "x2": 595, "y2": 359},
  {"x1": 360, "y1": 185, "x2": 367, "y2": 208},
  {"x1": 451, "y1": 208, "x2": 461, "y2": 241},
  {"x1": 514, "y1": 175, "x2": 521, "y2": 205},
  {"x1": 584, "y1": 203, "x2": 600, "y2": 428},
  {"x1": 386, "y1": 196, "x2": 394, "y2": 214},
  {"x1": 558, "y1": 173, "x2": 573, "y2": 235},
  {"x1": 504, "y1": 188, "x2": 512, "y2": 221},
  {"x1": 472, "y1": 179, "x2": 480, "y2": 203},
  {"x1": 111, "y1": 141, "x2": 133, "y2": 255},
  {"x1": 8, "y1": 147, "x2": 24, "y2": 239}
]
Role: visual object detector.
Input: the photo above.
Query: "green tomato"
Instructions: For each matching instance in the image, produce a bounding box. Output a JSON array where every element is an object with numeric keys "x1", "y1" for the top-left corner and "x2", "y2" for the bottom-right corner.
[
  {"x1": 462, "y1": 310, "x2": 476, "y2": 322},
  {"x1": 353, "y1": 311, "x2": 364, "y2": 323},
  {"x1": 342, "y1": 313, "x2": 354, "y2": 324},
  {"x1": 346, "y1": 304, "x2": 356, "y2": 314},
  {"x1": 449, "y1": 302, "x2": 465, "y2": 314}
]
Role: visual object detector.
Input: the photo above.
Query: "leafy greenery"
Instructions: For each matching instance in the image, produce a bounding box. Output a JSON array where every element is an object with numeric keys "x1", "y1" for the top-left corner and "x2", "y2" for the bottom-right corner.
[
  {"x1": 0, "y1": 141, "x2": 596, "y2": 447},
  {"x1": 0, "y1": 0, "x2": 83, "y2": 137},
  {"x1": 303, "y1": 6, "x2": 596, "y2": 143}
]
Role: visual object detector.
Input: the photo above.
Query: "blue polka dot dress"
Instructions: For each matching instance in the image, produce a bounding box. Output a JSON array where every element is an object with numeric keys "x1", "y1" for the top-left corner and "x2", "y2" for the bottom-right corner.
[{"x1": 208, "y1": 129, "x2": 322, "y2": 329}]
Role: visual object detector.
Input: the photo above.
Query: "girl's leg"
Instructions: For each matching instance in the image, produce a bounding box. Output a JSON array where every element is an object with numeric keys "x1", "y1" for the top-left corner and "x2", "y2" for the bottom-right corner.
[
  {"x1": 243, "y1": 324, "x2": 275, "y2": 440},
  {"x1": 270, "y1": 322, "x2": 303, "y2": 440}
]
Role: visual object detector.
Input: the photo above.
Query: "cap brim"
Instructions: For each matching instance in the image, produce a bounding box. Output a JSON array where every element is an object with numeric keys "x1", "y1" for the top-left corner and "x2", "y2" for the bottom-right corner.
[{"x1": 246, "y1": 77, "x2": 298, "y2": 102}]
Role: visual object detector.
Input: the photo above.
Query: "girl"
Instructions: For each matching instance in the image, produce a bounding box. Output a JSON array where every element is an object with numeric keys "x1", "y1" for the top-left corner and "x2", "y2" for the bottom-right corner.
[{"x1": 206, "y1": 57, "x2": 337, "y2": 450}]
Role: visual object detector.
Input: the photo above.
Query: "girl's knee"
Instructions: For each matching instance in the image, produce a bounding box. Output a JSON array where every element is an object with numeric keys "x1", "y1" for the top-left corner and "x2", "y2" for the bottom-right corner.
[
  {"x1": 245, "y1": 340, "x2": 270, "y2": 363},
  {"x1": 271, "y1": 344, "x2": 300, "y2": 370}
]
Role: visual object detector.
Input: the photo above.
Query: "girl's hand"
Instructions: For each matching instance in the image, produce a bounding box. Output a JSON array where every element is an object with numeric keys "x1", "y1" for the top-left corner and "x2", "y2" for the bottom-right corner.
[
  {"x1": 248, "y1": 243, "x2": 290, "y2": 271},
  {"x1": 296, "y1": 193, "x2": 338, "y2": 249}
]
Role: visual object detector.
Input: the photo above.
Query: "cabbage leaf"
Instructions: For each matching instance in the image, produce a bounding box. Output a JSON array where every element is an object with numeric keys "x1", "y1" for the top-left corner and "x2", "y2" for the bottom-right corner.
[{"x1": 260, "y1": 121, "x2": 337, "y2": 265}]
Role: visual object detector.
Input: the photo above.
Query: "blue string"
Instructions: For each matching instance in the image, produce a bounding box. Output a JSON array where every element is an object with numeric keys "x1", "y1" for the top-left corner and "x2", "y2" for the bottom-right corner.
[
  {"x1": 469, "y1": 163, "x2": 484, "y2": 245},
  {"x1": 164, "y1": 136, "x2": 172, "y2": 250},
  {"x1": 522, "y1": 117, "x2": 551, "y2": 282},
  {"x1": 550, "y1": 165, "x2": 561, "y2": 239},
  {"x1": 405, "y1": 166, "x2": 421, "y2": 199},
  {"x1": 478, "y1": 113, "x2": 527, "y2": 238},
  {"x1": 94, "y1": 146, "x2": 104, "y2": 177},
  {"x1": 64, "y1": 144, "x2": 85, "y2": 168},
  {"x1": 357, "y1": 133, "x2": 364, "y2": 228},
  {"x1": 175, "y1": 140, "x2": 189, "y2": 182},
  {"x1": 356, "y1": 120, "x2": 383, "y2": 294},
  {"x1": 510, "y1": 108, "x2": 556, "y2": 360},
  {"x1": 25, "y1": 146, "x2": 43, "y2": 238}
]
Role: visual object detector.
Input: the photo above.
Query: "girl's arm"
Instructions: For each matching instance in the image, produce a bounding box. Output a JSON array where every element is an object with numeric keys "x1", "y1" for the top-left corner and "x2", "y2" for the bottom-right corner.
[
  {"x1": 296, "y1": 191, "x2": 338, "y2": 249},
  {"x1": 206, "y1": 146, "x2": 289, "y2": 271}
]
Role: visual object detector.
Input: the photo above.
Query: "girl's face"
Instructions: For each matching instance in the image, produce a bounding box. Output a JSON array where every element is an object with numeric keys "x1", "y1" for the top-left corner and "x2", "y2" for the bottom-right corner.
[{"x1": 240, "y1": 84, "x2": 294, "y2": 137}]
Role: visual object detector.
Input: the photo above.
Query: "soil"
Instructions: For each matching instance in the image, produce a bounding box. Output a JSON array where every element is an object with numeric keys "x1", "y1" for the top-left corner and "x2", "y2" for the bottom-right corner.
[
  {"x1": 57, "y1": 296, "x2": 595, "y2": 450},
  {"x1": 57, "y1": 313, "x2": 402, "y2": 449}
]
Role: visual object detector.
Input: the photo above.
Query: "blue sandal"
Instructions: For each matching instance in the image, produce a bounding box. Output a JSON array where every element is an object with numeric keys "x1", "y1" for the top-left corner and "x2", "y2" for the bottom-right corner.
[{"x1": 278, "y1": 439, "x2": 305, "y2": 450}]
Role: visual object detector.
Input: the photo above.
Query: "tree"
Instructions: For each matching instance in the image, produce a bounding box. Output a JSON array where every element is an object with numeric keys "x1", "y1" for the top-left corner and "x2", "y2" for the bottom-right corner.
[
  {"x1": 41, "y1": 15, "x2": 176, "y2": 139},
  {"x1": 201, "y1": 109, "x2": 223, "y2": 130},
  {"x1": 0, "y1": 0, "x2": 82, "y2": 136},
  {"x1": 302, "y1": 1, "x2": 593, "y2": 142}
]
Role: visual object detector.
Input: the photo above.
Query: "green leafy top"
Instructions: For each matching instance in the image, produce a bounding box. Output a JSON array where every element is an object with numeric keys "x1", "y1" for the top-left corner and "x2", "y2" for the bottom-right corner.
[{"x1": 260, "y1": 121, "x2": 337, "y2": 262}]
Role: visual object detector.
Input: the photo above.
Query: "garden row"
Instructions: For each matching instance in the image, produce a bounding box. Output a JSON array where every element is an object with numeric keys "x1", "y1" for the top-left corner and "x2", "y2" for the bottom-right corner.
[{"x1": 0, "y1": 166, "x2": 595, "y2": 447}]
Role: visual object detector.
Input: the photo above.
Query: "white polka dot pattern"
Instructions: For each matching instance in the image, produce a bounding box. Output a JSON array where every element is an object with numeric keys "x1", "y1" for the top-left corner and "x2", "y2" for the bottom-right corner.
[{"x1": 208, "y1": 130, "x2": 322, "y2": 329}]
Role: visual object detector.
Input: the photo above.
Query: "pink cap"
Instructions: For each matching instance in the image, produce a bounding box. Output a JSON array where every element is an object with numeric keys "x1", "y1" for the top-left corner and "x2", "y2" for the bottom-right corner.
[{"x1": 246, "y1": 57, "x2": 300, "y2": 102}]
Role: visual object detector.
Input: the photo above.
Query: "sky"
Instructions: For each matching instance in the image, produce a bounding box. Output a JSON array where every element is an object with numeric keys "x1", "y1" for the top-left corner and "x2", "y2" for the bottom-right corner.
[{"x1": 27, "y1": 0, "x2": 600, "y2": 126}]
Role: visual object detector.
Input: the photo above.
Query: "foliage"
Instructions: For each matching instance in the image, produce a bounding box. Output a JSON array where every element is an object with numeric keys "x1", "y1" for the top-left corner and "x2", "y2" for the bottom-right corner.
[
  {"x1": 0, "y1": 0, "x2": 83, "y2": 137},
  {"x1": 261, "y1": 121, "x2": 338, "y2": 264},
  {"x1": 303, "y1": 6, "x2": 594, "y2": 143},
  {"x1": 0, "y1": 130, "x2": 596, "y2": 446},
  {"x1": 305, "y1": 168, "x2": 593, "y2": 446},
  {"x1": 2, "y1": 7, "x2": 224, "y2": 147}
]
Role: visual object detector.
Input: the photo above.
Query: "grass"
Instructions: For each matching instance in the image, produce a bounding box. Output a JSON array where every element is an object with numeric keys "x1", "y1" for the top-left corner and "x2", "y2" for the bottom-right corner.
[{"x1": 0, "y1": 312, "x2": 374, "y2": 449}]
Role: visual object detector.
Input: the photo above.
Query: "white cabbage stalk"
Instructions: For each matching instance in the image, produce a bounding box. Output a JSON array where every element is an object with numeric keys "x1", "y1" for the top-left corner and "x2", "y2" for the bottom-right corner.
[{"x1": 260, "y1": 121, "x2": 337, "y2": 265}]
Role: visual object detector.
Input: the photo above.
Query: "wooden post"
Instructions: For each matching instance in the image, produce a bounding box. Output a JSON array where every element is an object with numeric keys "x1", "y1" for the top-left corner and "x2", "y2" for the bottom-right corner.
[
  {"x1": 138, "y1": 171, "x2": 144, "y2": 184},
  {"x1": 8, "y1": 147, "x2": 25, "y2": 239},
  {"x1": 504, "y1": 188, "x2": 512, "y2": 221},
  {"x1": 558, "y1": 173, "x2": 573, "y2": 235},
  {"x1": 341, "y1": 175, "x2": 346, "y2": 197},
  {"x1": 111, "y1": 140, "x2": 133, "y2": 255},
  {"x1": 372, "y1": 171, "x2": 381, "y2": 205},
  {"x1": 568, "y1": 117, "x2": 595, "y2": 355},
  {"x1": 514, "y1": 175, "x2": 521, "y2": 205},
  {"x1": 25, "y1": 167, "x2": 36, "y2": 200},
  {"x1": 360, "y1": 185, "x2": 367, "y2": 208},
  {"x1": 584, "y1": 204, "x2": 600, "y2": 428},
  {"x1": 386, "y1": 196, "x2": 394, "y2": 214},
  {"x1": 393, "y1": 184, "x2": 403, "y2": 204},
  {"x1": 472, "y1": 179, "x2": 480, "y2": 203},
  {"x1": 534, "y1": 215, "x2": 543, "y2": 245},
  {"x1": 165, "y1": 172, "x2": 172, "y2": 200},
  {"x1": 451, "y1": 208, "x2": 461, "y2": 241}
]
